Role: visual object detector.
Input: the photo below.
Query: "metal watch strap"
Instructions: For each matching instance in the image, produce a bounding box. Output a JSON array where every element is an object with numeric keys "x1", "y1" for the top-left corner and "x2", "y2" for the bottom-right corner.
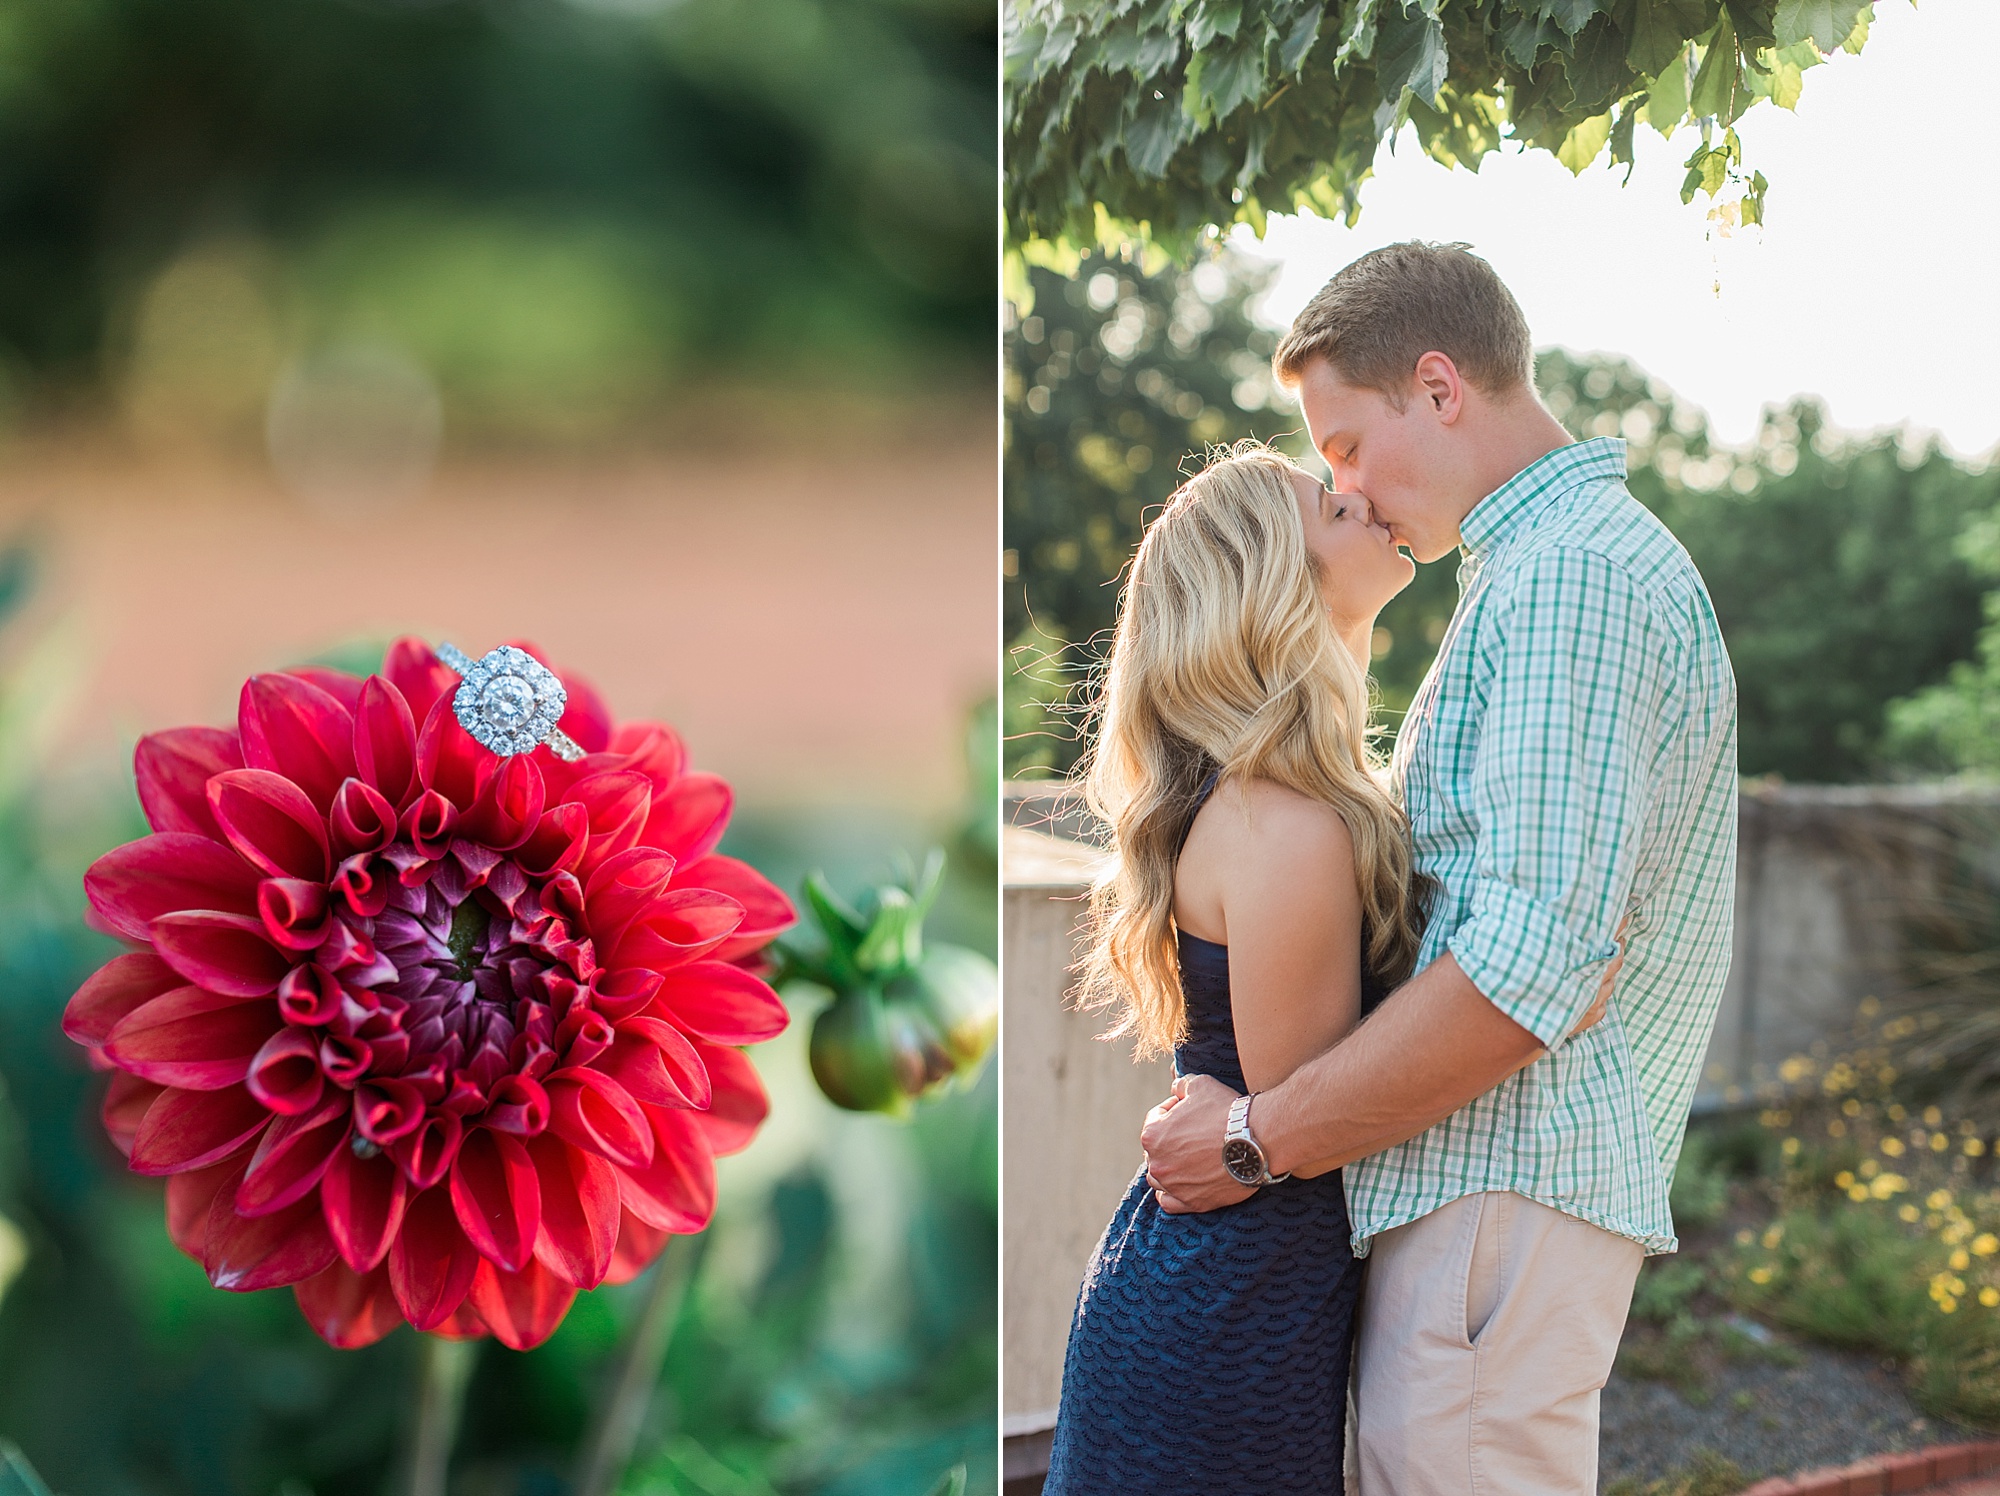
[{"x1": 1224, "y1": 1092, "x2": 1290, "y2": 1187}]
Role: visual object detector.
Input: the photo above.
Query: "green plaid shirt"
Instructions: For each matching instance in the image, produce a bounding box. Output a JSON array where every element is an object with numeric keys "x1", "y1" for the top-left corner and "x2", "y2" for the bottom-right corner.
[{"x1": 1353, "y1": 437, "x2": 1738, "y2": 1257}]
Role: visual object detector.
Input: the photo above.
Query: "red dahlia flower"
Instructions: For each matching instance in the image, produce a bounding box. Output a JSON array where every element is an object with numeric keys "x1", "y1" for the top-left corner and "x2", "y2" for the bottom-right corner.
[{"x1": 63, "y1": 639, "x2": 793, "y2": 1350}]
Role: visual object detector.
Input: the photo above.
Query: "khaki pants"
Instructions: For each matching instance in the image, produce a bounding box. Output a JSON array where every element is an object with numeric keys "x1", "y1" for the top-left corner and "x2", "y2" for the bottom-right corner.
[{"x1": 1353, "y1": 1191, "x2": 1644, "y2": 1495}]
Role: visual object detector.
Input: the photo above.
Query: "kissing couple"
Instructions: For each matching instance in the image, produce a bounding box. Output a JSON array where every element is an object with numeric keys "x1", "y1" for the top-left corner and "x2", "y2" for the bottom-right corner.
[{"x1": 1041, "y1": 242, "x2": 1739, "y2": 1494}]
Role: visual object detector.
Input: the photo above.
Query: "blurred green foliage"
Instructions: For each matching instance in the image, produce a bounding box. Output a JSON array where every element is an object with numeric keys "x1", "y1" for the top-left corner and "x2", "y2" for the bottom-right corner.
[
  {"x1": 1004, "y1": 250, "x2": 2000, "y2": 783},
  {"x1": 0, "y1": 613, "x2": 997, "y2": 1495},
  {"x1": 0, "y1": 0, "x2": 991, "y2": 442}
]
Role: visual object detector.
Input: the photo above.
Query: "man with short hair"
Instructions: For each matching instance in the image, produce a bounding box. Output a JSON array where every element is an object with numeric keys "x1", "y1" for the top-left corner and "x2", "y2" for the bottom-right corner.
[{"x1": 1141, "y1": 240, "x2": 1738, "y2": 1492}]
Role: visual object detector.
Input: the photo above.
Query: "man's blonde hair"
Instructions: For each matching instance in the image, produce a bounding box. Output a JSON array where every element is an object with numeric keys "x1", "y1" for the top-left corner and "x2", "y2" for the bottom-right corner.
[{"x1": 1273, "y1": 241, "x2": 1533, "y2": 402}]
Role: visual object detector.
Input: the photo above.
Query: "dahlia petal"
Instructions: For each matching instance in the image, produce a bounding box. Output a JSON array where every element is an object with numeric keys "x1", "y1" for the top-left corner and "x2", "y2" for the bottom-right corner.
[
  {"x1": 391, "y1": 1111, "x2": 465, "y2": 1190},
  {"x1": 692, "y1": 1043, "x2": 770, "y2": 1157},
  {"x1": 467, "y1": 1256, "x2": 576, "y2": 1351},
  {"x1": 104, "y1": 987, "x2": 282, "y2": 1091},
  {"x1": 616, "y1": 1105, "x2": 716, "y2": 1233},
  {"x1": 238, "y1": 673, "x2": 356, "y2": 813},
  {"x1": 554, "y1": 1008, "x2": 615, "y2": 1069},
  {"x1": 399, "y1": 789, "x2": 461, "y2": 860},
  {"x1": 384, "y1": 637, "x2": 458, "y2": 732},
  {"x1": 236, "y1": 1098, "x2": 350, "y2": 1217},
  {"x1": 64, "y1": 952, "x2": 182, "y2": 1048},
  {"x1": 640, "y1": 772, "x2": 732, "y2": 863},
  {"x1": 604, "y1": 1208, "x2": 672, "y2": 1285},
  {"x1": 607, "y1": 721, "x2": 687, "y2": 793},
  {"x1": 103, "y1": 1073, "x2": 167, "y2": 1157},
  {"x1": 462, "y1": 755, "x2": 545, "y2": 853},
  {"x1": 136, "y1": 726, "x2": 243, "y2": 839},
  {"x1": 587, "y1": 967, "x2": 663, "y2": 1023},
  {"x1": 207, "y1": 769, "x2": 332, "y2": 881},
  {"x1": 257, "y1": 877, "x2": 333, "y2": 951},
  {"x1": 389, "y1": 1185, "x2": 482, "y2": 1330},
  {"x1": 353, "y1": 675, "x2": 420, "y2": 808},
  {"x1": 205, "y1": 1168, "x2": 339, "y2": 1290},
  {"x1": 607, "y1": 889, "x2": 745, "y2": 971},
  {"x1": 130, "y1": 1083, "x2": 271, "y2": 1174},
  {"x1": 322, "y1": 1144, "x2": 411, "y2": 1272},
  {"x1": 582, "y1": 845, "x2": 676, "y2": 954},
  {"x1": 416, "y1": 697, "x2": 481, "y2": 810},
  {"x1": 517, "y1": 801, "x2": 587, "y2": 879},
  {"x1": 276, "y1": 964, "x2": 346, "y2": 1026},
  {"x1": 354, "y1": 1078, "x2": 427, "y2": 1145},
  {"x1": 85, "y1": 833, "x2": 263, "y2": 940},
  {"x1": 483, "y1": 1074, "x2": 550, "y2": 1136},
  {"x1": 330, "y1": 778, "x2": 399, "y2": 859},
  {"x1": 681, "y1": 854, "x2": 797, "y2": 961},
  {"x1": 527, "y1": 1134, "x2": 619, "y2": 1289},
  {"x1": 547, "y1": 1068, "x2": 653, "y2": 1169},
  {"x1": 245, "y1": 1026, "x2": 329, "y2": 1115},
  {"x1": 294, "y1": 1261, "x2": 404, "y2": 1348},
  {"x1": 604, "y1": 1017, "x2": 711, "y2": 1110},
  {"x1": 151, "y1": 911, "x2": 292, "y2": 997},
  {"x1": 449, "y1": 1128, "x2": 541, "y2": 1274},
  {"x1": 284, "y1": 665, "x2": 365, "y2": 714},
  {"x1": 565, "y1": 771, "x2": 652, "y2": 880},
  {"x1": 650, "y1": 961, "x2": 789, "y2": 1045},
  {"x1": 166, "y1": 1158, "x2": 242, "y2": 1259}
]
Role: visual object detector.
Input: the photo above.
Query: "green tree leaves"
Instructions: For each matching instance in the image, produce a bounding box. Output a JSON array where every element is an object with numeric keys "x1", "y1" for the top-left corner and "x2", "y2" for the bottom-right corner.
[{"x1": 1005, "y1": 0, "x2": 1887, "y2": 259}]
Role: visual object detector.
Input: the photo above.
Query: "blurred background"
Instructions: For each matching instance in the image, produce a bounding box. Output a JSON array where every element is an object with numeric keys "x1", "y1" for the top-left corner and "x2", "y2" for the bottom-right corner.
[{"x1": 0, "y1": 0, "x2": 996, "y2": 1491}]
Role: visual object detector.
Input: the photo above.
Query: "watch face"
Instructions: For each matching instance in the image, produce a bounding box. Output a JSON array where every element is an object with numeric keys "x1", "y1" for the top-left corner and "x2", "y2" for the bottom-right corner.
[{"x1": 1222, "y1": 1138, "x2": 1263, "y2": 1185}]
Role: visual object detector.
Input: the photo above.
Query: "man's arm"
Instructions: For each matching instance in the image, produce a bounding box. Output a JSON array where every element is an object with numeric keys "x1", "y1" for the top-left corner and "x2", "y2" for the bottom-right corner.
[{"x1": 1142, "y1": 954, "x2": 1541, "y2": 1210}]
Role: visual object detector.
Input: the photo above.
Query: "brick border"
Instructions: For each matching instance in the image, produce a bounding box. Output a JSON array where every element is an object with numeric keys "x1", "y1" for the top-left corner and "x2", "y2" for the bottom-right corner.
[{"x1": 1743, "y1": 1441, "x2": 2000, "y2": 1495}]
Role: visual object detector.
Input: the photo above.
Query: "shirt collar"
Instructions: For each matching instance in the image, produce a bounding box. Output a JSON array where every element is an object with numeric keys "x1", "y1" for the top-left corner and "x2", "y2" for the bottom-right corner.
[{"x1": 1457, "y1": 437, "x2": 1628, "y2": 558}]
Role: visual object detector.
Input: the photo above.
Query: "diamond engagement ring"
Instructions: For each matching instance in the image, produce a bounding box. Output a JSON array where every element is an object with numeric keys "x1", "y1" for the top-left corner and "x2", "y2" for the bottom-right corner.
[{"x1": 436, "y1": 642, "x2": 585, "y2": 762}]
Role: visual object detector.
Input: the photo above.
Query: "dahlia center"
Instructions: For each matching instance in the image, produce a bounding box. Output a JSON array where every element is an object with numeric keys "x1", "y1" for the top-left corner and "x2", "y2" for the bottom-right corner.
[{"x1": 446, "y1": 897, "x2": 494, "y2": 983}]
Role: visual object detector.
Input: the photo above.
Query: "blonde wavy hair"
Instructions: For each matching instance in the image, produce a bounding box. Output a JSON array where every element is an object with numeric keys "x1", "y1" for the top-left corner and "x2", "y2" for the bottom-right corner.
[{"x1": 1075, "y1": 441, "x2": 1428, "y2": 1057}]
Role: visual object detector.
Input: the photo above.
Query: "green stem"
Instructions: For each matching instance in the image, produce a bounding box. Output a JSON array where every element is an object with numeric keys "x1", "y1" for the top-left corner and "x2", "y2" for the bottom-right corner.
[
  {"x1": 573, "y1": 1233, "x2": 707, "y2": 1496},
  {"x1": 405, "y1": 1335, "x2": 477, "y2": 1496}
]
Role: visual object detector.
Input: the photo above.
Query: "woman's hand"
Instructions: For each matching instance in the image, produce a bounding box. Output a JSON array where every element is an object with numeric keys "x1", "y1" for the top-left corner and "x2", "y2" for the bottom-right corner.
[{"x1": 1568, "y1": 917, "x2": 1630, "y2": 1039}]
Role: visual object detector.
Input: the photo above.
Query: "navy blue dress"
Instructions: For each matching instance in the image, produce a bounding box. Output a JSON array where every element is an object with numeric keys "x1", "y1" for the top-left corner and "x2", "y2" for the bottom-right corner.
[{"x1": 1043, "y1": 794, "x2": 1386, "y2": 1494}]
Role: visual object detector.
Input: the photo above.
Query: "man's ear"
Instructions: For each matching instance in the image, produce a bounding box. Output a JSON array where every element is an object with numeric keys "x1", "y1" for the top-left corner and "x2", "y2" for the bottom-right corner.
[{"x1": 1413, "y1": 351, "x2": 1465, "y2": 425}]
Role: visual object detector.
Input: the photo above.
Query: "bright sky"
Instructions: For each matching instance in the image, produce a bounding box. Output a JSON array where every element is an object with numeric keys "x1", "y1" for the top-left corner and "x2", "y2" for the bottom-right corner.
[{"x1": 1232, "y1": 0, "x2": 2000, "y2": 454}]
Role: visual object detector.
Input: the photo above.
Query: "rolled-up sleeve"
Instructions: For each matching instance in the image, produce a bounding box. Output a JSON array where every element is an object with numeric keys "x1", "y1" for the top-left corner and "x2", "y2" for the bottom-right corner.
[{"x1": 1446, "y1": 545, "x2": 1675, "y2": 1047}]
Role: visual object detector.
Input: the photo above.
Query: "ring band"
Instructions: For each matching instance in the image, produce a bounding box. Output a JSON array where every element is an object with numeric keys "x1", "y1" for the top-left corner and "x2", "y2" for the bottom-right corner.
[{"x1": 436, "y1": 642, "x2": 585, "y2": 762}]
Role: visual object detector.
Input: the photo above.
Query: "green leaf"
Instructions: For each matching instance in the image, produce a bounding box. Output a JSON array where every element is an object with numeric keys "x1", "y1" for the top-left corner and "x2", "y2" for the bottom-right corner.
[
  {"x1": 1123, "y1": 91, "x2": 1187, "y2": 176},
  {"x1": 1841, "y1": 1, "x2": 1872, "y2": 54},
  {"x1": 1543, "y1": 0, "x2": 1602, "y2": 37},
  {"x1": 1609, "y1": 100, "x2": 1638, "y2": 167},
  {"x1": 1280, "y1": 4, "x2": 1324, "y2": 73},
  {"x1": 923, "y1": 1467, "x2": 969, "y2": 1496},
  {"x1": 1743, "y1": 167, "x2": 1768, "y2": 225},
  {"x1": 1374, "y1": 0, "x2": 1449, "y2": 108},
  {"x1": 1648, "y1": 45, "x2": 1691, "y2": 135},
  {"x1": 1186, "y1": 37, "x2": 1269, "y2": 122},
  {"x1": 1773, "y1": 0, "x2": 1866, "y2": 53},
  {"x1": 1688, "y1": 14, "x2": 1740, "y2": 120},
  {"x1": 1187, "y1": 0, "x2": 1244, "y2": 49},
  {"x1": 1334, "y1": 0, "x2": 1382, "y2": 67},
  {"x1": 1626, "y1": 0, "x2": 1709, "y2": 77},
  {"x1": 0, "y1": 1445, "x2": 54, "y2": 1496},
  {"x1": 1556, "y1": 111, "x2": 1611, "y2": 173},
  {"x1": 804, "y1": 873, "x2": 867, "y2": 949}
]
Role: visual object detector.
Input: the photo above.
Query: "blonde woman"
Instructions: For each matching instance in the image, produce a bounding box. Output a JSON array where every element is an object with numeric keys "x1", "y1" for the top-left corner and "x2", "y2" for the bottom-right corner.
[
  {"x1": 1041, "y1": 442, "x2": 1429, "y2": 1493},
  {"x1": 1042, "y1": 438, "x2": 1624, "y2": 1491}
]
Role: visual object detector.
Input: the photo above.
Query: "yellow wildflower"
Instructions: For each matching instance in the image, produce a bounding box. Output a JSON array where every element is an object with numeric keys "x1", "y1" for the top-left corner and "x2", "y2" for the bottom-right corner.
[
  {"x1": 1969, "y1": 1138, "x2": 1988, "y2": 1158},
  {"x1": 1982, "y1": 1287, "x2": 1999, "y2": 1308},
  {"x1": 1835, "y1": 1171, "x2": 1856, "y2": 1190},
  {"x1": 1925, "y1": 1106, "x2": 1944, "y2": 1127},
  {"x1": 1974, "y1": 1234, "x2": 1998, "y2": 1256},
  {"x1": 1882, "y1": 1137, "x2": 1907, "y2": 1158},
  {"x1": 1929, "y1": 1190, "x2": 1954, "y2": 1210},
  {"x1": 1952, "y1": 1249, "x2": 1972, "y2": 1271},
  {"x1": 1899, "y1": 1204, "x2": 1921, "y2": 1223},
  {"x1": 1748, "y1": 1266, "x2": 1774, "y2": 1285},
  {"x1": 1782, "y1": 1138, "x2": 1801, "y2": 1158}
]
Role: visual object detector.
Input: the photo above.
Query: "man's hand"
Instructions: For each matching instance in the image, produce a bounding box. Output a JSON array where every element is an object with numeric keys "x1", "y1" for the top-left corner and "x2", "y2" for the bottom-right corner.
[{"x1": 1139, "y1": 1073, "x2": 1256, "y2": 1214}]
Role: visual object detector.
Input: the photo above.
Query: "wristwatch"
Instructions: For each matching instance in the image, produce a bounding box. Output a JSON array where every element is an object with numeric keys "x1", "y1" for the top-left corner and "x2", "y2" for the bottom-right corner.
[{"x1": 1222, "y1": 1093, "x2": 1290, "y2": 1188}]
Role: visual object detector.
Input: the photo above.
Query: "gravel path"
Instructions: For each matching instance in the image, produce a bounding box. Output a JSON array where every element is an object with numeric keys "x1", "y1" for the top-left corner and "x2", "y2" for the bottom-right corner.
[{"x1": 1600, "y1": 1324, "x2": 1981, "y2": 1489}]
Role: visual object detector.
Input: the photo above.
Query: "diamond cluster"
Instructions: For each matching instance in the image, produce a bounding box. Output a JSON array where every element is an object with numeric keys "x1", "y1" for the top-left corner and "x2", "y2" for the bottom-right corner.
[{"x1": 451, "y1": 645, "x2": 568, "y2": 757}]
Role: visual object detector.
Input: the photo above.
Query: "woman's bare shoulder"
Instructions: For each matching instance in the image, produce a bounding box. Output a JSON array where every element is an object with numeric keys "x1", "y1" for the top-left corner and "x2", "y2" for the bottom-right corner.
[{"x1": 1199, "y1": 775, "x2": 1357, "y2": 877}]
